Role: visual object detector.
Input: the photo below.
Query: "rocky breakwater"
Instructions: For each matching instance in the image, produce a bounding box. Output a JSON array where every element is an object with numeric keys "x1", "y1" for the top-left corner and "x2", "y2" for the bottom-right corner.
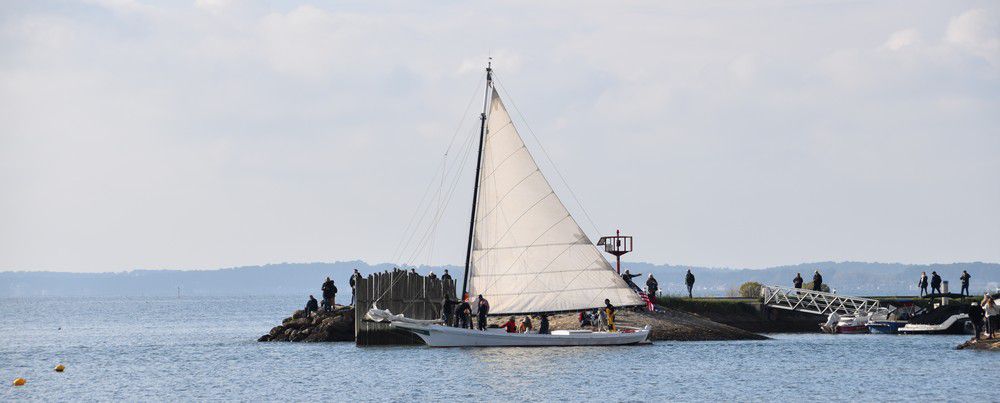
[
  {"x1": 258, "y1": 305, "x2": 355, "y2": 342},
  {"x1": 957, "y1": 337, "x2": 1000, "y2": 351}
]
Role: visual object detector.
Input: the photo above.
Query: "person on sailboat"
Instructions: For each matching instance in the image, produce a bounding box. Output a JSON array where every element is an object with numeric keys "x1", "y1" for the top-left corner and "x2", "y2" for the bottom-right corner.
[
  {"x1": 441, "y1": 295, "x2": 457, "y2": 326},
  {"x1": 685, "y1": 270, "x2": 696, "y2": 298},
  {"x1": 457, "y1": 299, "x2": 472, "y2": 329},
  {"x1": 538, "y1": 314, "x2": 550, "y2": 335},
  {"x1": 477, "y1": 295, "x2": 490, "y2": 331},
  {"x1": 499, "y1": 317, "x2": 517, "y2": 333},
  {"x1": 604, "y1": 299, "x2": 617, "y2": 332},
  {"x1": 646, "y1": 274, "x2": 659, "y2": 298},
  {"x1": 579, "y1": 310, "x2": 593, "y2": 328},
  {"x1": 793, "y1": 273, "x2": 804, "y2": 289},
  {"x1": 520, "y1": 316, "x2": 533, "y2": 333},
  {"x1": 596, "y1": 308, "x2": 607, "y2": 331}
]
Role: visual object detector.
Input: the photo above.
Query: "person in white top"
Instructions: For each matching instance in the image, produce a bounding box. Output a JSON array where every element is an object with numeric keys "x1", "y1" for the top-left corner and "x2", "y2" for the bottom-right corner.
[{"x1": 981, "y1": 294, "x2": 998, "y2": 339}]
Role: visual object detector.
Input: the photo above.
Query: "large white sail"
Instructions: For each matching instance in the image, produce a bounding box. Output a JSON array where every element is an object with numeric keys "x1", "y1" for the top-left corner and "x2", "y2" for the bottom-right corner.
[{"x1": 467, "y1": 89, "x2": 644, "y2": 314}]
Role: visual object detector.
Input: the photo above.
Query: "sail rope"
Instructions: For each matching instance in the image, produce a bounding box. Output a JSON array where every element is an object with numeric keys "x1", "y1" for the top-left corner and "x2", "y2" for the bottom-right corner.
[{"x1": 389, "y1": 77, "x2": 484, "y2": 265}]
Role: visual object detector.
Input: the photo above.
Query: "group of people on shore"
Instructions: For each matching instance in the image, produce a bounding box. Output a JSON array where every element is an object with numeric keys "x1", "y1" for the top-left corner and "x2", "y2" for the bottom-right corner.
[
  {"x1": 917, "y1": 270, "x2": 973, "y2": 297},
  {"x1": 303, "y1": 269, "x2": 367, "y2": 314},
  {"x1": 623, "y1": 269, "x2": 696, "y2": 299},
  {"x1": 970, "y1": 293, "x2": 999, "y2": 340},
  {"x1": 791, "y1": 271, "x2": 825, "y2": 291}
]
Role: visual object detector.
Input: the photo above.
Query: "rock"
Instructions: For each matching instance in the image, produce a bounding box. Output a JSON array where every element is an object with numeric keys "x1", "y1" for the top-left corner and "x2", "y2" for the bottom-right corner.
[{"x1": 260, "y1": 305, "x2": 357, "y2": 342}]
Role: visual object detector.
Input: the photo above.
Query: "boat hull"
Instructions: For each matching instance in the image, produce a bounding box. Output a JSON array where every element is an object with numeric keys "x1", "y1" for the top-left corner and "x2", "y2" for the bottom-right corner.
[
  {"x1": 898, "y1": 314, "x2": 971, "y2": 335},
  {"x1": 391, "y1": 322, "x2": 651, "y2": 347},
  {"x1": 867, "y1": 321, "x2": 907, "y2": 334}
]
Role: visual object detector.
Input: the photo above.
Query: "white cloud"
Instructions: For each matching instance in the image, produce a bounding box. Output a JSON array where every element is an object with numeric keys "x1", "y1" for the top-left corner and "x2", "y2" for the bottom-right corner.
[
  {"x1": 882, "y1": 28, "x2": 921, "y2": 51},
  {"x1": 945, "y1": 8, "x2": 1000, "y2": 65},
  {"x1": 0, "y1": 1, "x2": 998, "y2": 271}
]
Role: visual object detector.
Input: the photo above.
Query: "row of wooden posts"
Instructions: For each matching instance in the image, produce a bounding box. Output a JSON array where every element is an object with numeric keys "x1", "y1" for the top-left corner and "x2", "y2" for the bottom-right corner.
[{"x1": 353, "y1": 270, "x2": 457, "y2": 346}]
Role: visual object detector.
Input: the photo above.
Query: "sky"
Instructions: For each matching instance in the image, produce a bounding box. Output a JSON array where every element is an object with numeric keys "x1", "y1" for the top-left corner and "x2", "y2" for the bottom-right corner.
[{"x1": 1, "y1": 0, "x2": 998, "y2": 272}]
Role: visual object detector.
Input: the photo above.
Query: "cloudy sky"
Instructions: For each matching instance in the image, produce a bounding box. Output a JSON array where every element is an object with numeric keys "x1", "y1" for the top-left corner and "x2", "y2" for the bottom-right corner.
[{"x1": 1, "y1": 0, "x2": 997, "y2": 272}]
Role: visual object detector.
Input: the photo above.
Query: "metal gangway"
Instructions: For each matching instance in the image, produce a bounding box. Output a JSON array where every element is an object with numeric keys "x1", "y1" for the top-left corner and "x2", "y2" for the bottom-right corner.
[{"x1": 760, "y1": 284, "x2": 880, "y2": 316}]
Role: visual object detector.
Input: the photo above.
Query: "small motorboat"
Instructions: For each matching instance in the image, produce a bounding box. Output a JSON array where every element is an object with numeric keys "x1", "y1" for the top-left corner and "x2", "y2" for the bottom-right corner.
[
  {"x1": 820, "y1": 312, "x2": 870, "y2": 334},
  {"x1": 898, "y1": 305, "x2": 972, "y2": 335},
  {"x1": 867, "y1": 320, "x2": 907, "y2": 334}
]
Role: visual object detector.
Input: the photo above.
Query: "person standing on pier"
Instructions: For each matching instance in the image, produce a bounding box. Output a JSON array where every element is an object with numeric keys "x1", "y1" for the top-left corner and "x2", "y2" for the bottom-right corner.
[
  {"x1": 441, "y1": 270, "x2": 453, "y2": 295},
  {"x1": 622, "y1": 270, "x2": 641, "y2": 291},
  {"x1": 930, "y1": 271, "x2": 942, "y2": 295},
  {"x1": 918, "y1": 272, "x2": 929, "y2": 296},
  {"x1": 793, "y1": 273, "x2": 803, "y2": 289},
  {"x1": 477, "y1": 295, "x2": 490, "y2": 331},
  {"x1": 321, "y1": 277, "x2": 337, "y2": 311},
  {"x1": 349, "y1": 269, "x2": 361, "y2": 306},
  {"x1": 982, "y1": 294, "x2": 998, "y2": 339},
  {"x1": 960, "y1": 271, "x2": 971, "y2": 296},
  {"x1": 646, "y1": 274, "x2": 659, "y2": 298},
  {"x1": 685, "y1": 270, "x2": 696, "y2": 298},
  {"x1": 812, "y1": 271, "x2": 823, "y2": 292}
]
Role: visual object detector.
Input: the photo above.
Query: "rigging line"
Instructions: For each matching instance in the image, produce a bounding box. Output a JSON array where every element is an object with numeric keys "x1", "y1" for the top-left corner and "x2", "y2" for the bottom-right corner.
[
  {"x1": 401, "y1": 124, "x2": 481, "y2": 267},
  {"x1": 390, "y1": 77, "x2": 484, "y2": 264},
  {"x1": 492, "y1": 74, "x2": 604, "y2": 239},
  {"x1": 400, "y1": 127, "x2": 478, "y2": 267},
  {"x1": 396, "y1": 122, "x2": 478, "y2": 264}
]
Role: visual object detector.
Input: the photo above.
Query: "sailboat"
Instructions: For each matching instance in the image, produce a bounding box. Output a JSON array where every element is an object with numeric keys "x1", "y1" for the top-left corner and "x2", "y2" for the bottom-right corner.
[{"x1": 375, "y1": 63, "x2": 650, "y2": 347}]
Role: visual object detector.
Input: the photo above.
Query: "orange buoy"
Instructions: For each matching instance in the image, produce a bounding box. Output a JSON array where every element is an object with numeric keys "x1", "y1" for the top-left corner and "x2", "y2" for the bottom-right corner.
[
  {"x1": 55, "y1": 364, "x2": 65, "y2": 372},
  {"x1": 13, "y1": 378, "x2": 26, "y2": 386}
]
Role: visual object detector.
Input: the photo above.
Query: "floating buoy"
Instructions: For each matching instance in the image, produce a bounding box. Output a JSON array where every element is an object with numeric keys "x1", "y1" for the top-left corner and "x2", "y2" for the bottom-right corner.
[
  {"x1": 12, "y1": 378, "x2": 26, "y2": 386},
  {"x1": 55, "y1": 364, "x2": 65, "y2": 372}
]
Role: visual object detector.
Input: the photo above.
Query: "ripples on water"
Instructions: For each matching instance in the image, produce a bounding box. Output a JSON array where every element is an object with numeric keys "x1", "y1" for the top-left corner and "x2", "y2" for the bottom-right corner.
[{"x1": 0, "y1": 296, "x2": 992, "y2": 401}]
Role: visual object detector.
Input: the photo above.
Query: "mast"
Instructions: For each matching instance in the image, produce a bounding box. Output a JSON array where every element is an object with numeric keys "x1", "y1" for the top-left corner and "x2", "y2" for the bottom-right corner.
[{"x1": 461, "y1": 61, "x2": 493, "y2": 300}]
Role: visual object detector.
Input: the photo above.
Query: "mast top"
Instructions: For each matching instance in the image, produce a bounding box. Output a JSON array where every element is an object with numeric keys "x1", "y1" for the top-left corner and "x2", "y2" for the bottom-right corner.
[{"x1": 486, "y1": 58, "x2": 493, "y2": 84}]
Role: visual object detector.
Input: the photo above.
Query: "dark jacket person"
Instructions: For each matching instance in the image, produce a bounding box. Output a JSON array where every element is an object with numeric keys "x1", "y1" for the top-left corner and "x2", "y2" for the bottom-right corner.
[
  {"x1": 646, "y1": 274, "x2": 659, "y2": 297},
  {"x1": 305, "y1": 295, "x2": 319, "y2": 314},
  {"x1": 321, "y1": 277, "x2": 337, "y2": 310},
  {"x1": 793, "y1": 273, "x2": 803, "y2": 289},
  {"x1": 812, "y1": 271, "x2": 823, "y2": 292},
  {"x1": 930, "y1": 272, "x2": 942, "y2": 294},
  {"x1": 685, "y1": 270, "x2": 696, "y2": 298}
]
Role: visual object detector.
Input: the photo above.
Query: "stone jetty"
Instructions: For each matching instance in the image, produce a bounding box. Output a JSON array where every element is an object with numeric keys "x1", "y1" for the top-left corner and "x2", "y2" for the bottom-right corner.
[
  {"x1": 957, "y1": 337, "x2": 1000, "y2": 351},
  {"x1": 258, "y1": 305, "x2": 354, "y2": 342},
  {"x1": 259, "y1": 304, "x2": 766, "y2": 343}
]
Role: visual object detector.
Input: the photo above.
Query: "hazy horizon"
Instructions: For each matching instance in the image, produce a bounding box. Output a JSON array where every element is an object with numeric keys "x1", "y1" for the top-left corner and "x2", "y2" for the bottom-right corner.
[{"x1": 2, "y1": 1, "x2": 998, "y2": 273}]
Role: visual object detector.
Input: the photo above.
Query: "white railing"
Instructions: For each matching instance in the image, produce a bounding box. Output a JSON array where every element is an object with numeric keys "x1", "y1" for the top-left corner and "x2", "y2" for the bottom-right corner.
[{"x1": 760, "y1": 284, "x2": 880, "y2": 315}]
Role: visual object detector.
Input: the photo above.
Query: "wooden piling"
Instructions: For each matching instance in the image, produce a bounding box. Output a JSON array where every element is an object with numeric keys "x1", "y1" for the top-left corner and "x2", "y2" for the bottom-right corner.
[{"x1": 354, "y1": 270, "x2": 456, "y2": 346}]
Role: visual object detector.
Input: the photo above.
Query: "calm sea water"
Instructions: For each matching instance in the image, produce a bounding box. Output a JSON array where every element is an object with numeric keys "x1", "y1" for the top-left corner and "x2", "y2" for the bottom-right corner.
[{"x1": 1, "y1": 296, "x2": 993, "y2": 401}]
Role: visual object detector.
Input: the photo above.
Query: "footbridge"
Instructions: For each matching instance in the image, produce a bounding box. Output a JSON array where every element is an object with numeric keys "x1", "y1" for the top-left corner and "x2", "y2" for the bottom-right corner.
[{"x1": 760, "y1": 285, "x2": 880, "y2": 316}]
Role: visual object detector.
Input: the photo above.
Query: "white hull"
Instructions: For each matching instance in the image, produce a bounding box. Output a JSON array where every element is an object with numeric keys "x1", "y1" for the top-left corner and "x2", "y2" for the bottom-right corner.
[{"x1": 391, "y1": 322, "x2": 651, "y2": 347}]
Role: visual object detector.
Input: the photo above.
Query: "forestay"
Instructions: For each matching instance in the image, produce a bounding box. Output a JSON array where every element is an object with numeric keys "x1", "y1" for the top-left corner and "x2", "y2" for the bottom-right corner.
[{"x1": 467, "y1": 89, "x2": 643, "y2": 314}]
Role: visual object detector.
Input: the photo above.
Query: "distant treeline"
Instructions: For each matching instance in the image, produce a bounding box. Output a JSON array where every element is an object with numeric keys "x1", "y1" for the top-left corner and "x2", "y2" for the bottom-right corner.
[{"x1": 0, "y1": 260, "x2": 997, "y2": 298}]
